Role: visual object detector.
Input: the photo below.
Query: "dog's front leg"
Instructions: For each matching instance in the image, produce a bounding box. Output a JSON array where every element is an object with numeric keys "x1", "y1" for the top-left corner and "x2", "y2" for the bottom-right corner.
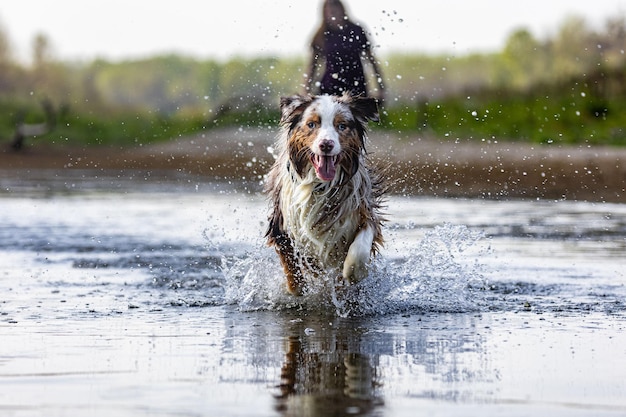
[
  {"x1": 342, "y1": 226, "x2": 374, "y2": 284},
  {"x1": 274, "y1": 234, "x2": 306, "y2": 296}
]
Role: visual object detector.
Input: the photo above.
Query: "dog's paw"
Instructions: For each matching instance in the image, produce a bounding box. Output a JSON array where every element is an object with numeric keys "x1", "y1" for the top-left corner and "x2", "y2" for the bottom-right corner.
[
  {"x1": 342, "y1": 227, "x2": 374, "y2": 283},
  {"x1": 285, "y1": 270, "x2": 305, "y2": 296},
  {"x1": 342, "y1": 257, "x2": 369, "y2": 284}
]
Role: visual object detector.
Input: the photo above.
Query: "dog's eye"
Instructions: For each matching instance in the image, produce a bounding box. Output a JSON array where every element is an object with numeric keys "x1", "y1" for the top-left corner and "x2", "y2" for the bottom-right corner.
[
  {"x1": 307, "y1": 121, "x2": 317, "y2": 129},
  {"x1": 337, "y1": 123, "x2": 348, "y2": 131}
]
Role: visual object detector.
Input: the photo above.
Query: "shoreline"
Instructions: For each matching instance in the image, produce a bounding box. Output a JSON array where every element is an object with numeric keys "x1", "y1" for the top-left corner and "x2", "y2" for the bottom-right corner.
[{"x1": 2, "y1": 127, "x2": 625, "y2": 202}]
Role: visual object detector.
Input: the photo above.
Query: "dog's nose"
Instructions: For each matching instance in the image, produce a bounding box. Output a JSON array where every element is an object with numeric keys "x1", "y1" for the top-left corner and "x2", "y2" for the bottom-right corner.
[{"x1": 319, "y1": 140, "x2": 334, "y2": 153}]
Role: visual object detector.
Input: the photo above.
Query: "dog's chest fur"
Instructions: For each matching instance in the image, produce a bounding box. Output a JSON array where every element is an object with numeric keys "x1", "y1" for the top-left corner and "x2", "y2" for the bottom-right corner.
[{"x1": 279, "y1": 167, "x2": 364, "y2": 267}]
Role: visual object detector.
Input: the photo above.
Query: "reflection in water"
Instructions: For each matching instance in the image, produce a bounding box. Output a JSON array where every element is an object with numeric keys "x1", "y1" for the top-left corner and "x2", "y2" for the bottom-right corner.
[
  {"x1": 275, "y1": 319, "x2": 383, "y2": 416},
  {"x1": 220, "y1": 311, "x2": 494, "y2": 417}
]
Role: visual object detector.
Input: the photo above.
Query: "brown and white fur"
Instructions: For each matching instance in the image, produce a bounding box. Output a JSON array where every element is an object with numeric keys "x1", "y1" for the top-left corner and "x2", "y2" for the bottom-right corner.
[{"x1": 265, "y1": 93, "x2": 384, "y2": 295}]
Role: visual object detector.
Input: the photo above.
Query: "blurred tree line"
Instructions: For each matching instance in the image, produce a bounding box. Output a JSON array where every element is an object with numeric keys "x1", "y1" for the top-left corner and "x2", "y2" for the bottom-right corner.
[
  {"x1": 1, "y1": 14, "x2": 626, "y2": 146},
  {"x1": 389, "y1": 15, "x2": 626, "y2": 100}
]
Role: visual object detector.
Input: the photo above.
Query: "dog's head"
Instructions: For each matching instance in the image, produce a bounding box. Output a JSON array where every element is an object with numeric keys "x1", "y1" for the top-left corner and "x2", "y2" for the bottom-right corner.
[{"x1": 279, "y1": 93, "x2": 379, "y2": 183}]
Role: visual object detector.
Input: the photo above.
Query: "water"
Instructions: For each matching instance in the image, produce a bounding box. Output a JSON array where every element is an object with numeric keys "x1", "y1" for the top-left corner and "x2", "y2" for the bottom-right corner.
[{"x1": 1, "y1": 171, "x2": 625, "y2": 416}]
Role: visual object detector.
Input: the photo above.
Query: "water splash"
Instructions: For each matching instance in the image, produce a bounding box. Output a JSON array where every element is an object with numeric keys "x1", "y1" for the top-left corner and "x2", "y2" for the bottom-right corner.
[{"x1": 222, "y1": 224, "x2": 488, "y2": 317}]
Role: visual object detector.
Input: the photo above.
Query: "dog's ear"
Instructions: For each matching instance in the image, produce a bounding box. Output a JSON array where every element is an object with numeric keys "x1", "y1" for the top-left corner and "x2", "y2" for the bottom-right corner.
[
  {"x1": 280, "y1": 95, "x2": 312, "y2": 126},
  {"x1": 349, "y1": 96, "x2": 380, "y2": 124}
]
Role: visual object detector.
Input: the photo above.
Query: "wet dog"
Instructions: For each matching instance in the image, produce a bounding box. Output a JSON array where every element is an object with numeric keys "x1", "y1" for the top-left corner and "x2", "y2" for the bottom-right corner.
[{"x1": 265, "y1": 93, "x2": 384, "y2": 295}]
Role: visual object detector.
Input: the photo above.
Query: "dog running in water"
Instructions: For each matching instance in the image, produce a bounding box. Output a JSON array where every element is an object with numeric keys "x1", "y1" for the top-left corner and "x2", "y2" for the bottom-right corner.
[{"x1": 265, "y1": 92, "x2": 385, "y2": 295}]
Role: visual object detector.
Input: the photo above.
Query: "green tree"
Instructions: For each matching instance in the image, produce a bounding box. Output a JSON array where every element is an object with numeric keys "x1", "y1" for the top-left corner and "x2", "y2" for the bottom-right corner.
[
  {"x1": 500, "y1": 28, "x2": 545, "y2": 89},
  {"x1": 32, "y1": 33, "x2": 53, "y2": 69},
  {"x1": 0, "y1": 20, "x2": 19, "y2": 94},
  {"x1": 551, "y1": 16, "x2": 599, "y2": 79}
]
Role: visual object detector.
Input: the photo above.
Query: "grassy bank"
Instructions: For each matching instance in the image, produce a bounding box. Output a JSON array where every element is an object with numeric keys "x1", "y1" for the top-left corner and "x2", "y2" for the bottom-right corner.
[
  {"x1": 0, "y1": 98, "x2": 210, "y2": 147},
  {"x1": 3, "y1": 70, "x2": 626, "y2": 149},
  {"x1": 384, "y1": 70, "x2": 626, "y2": 146}
]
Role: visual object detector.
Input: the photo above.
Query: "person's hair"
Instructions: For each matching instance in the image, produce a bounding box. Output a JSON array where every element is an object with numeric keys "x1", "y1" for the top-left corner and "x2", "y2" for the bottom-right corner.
[{"x1": 311, "y1": 0, "x2": 350, "y2": 52}]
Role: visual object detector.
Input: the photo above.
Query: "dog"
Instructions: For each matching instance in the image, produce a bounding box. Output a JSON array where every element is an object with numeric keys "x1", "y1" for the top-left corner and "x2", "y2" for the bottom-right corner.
[{"x1": 265, "y1": 92, "x2": 384, "y2": 295}]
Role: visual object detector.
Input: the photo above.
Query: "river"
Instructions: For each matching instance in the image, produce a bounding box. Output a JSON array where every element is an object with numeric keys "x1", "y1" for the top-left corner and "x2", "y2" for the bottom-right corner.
[{"x1": 1, "y1": 170, "x2": 625, "y2": 416}]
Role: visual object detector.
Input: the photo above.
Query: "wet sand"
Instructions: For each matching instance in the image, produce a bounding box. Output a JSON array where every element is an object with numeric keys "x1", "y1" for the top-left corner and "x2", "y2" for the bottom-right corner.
[{"x1": 2, "y1": 127, "x2": 626, "y2": 202}]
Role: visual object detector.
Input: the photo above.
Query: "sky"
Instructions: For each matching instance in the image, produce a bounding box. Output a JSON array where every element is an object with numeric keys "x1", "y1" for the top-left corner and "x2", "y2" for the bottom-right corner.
[{"x1": 1, "y1": 0, "x2": 625, "y2": 62}]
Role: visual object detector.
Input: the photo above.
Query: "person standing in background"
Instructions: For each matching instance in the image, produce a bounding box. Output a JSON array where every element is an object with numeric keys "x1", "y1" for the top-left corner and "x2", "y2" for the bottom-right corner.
[{"x1": 306, "y1": 0, "x2": 385, "y2": 104}]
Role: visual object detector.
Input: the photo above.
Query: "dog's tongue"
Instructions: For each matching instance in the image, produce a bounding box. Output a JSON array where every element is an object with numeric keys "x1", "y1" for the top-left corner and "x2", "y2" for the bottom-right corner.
[{"x1": 313, "y1": 155, "x2": 336, "y2": 181}]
